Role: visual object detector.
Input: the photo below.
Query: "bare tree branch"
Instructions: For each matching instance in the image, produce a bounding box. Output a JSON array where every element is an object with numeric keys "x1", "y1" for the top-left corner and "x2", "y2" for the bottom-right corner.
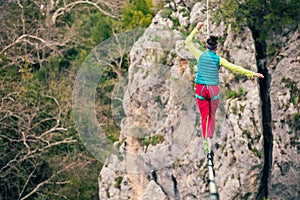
[
  {"x1": 51, "y1": 0, "x2": 118, "y2": 25},
  {"x1": 0, "y1": 34, "x2": 62, "y2": 54},
  {"x1": 19, "y1": 163, "x2": 37, "y2": 199},
  {"x1": 19, "y1": 161, "x2": 76, "y2": 200},
  {"x1": 22, "y1": 131, "x2": 31, "y2": 155}
]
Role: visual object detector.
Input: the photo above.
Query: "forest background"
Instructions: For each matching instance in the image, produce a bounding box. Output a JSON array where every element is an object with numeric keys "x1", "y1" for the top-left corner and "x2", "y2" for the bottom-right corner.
[{"x1": 0, "y1": 0, "x2": 156, "y2": 199}]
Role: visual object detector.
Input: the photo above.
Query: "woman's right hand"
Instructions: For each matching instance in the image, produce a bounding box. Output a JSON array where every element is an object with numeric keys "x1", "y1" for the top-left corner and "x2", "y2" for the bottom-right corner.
[
  {"x1": 196, "y1": 22, "x2": 204, "y2": 30},
  {"x1": 254, "y1": 72, "x2": 264, "y2": 78}
]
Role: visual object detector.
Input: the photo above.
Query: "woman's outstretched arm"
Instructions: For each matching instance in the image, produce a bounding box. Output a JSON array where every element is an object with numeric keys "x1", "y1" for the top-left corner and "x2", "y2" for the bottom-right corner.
[
  {"x1": 220, "y1": 57, "x2": 264, "y2": 78},
  {"x1": 185, "y1": 22, "x2": 204, "y2": 61}
]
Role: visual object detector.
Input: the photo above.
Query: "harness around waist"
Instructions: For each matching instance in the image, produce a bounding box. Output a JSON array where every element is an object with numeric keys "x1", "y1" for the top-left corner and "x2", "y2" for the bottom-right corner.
[
  {"x1": 195, "y1": 94, "x2": 219, "y2": 100},
  {"x1": 195, "y1": 84, "x2": 219, "y2": 100}
]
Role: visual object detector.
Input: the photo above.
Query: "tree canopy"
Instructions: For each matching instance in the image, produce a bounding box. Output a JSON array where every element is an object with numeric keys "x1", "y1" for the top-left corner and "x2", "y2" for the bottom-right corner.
[{"x1": 220, "y1": 0, "x2": 299, "y2": 40}]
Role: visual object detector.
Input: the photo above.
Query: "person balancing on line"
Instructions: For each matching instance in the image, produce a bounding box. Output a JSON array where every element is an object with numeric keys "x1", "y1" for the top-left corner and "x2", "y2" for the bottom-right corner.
[{"x1": 185, "y1": 22, "x2": 264, "y2": 154}]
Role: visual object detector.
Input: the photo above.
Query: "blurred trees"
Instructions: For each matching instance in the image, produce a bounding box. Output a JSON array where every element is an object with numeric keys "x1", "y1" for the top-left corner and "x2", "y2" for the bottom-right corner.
[
  {"x1": 121, "y1": 0, "x2": 154, "y2": 29},
  {"x1": 0, "y1": 0, "x2": 155, "y2": 199},
  {"x1": 0, "y1": 0, "x2": 120, "y2": 67}
]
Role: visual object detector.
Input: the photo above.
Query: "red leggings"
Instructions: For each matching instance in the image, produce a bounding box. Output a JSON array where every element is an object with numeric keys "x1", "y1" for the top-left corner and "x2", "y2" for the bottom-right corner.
[{"x1": 195, "y1": 84, "x2": 220, "y2": 138}]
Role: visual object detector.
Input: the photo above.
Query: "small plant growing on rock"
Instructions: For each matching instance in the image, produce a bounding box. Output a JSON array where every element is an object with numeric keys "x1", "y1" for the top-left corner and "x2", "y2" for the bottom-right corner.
[
  {"x1": 161, "y1": 8, "x2": 172, "y2": 18},
  {"x1": 281, "y1": 77, "x2": 299, "y2": 106},
  {"x1": 114, "y1": 176, "x2": 123, "y2": 189},
  {"x1": 138, "y1": 134, "x2": 165, "y2": 146},
  {"x1": 226, "y1": 86, "x2": 245, "y2": 99}
]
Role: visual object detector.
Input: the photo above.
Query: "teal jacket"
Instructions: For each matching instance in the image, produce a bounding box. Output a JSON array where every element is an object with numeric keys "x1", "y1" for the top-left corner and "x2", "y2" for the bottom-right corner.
[{"x1": 196, "y1": 50, "x2": 220, "y2": 85}]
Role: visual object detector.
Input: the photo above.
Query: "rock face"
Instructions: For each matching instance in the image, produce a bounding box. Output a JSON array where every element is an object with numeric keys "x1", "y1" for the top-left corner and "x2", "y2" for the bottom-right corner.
[
  {"x1": 268, "y1": 29, "x2": 300, "y2": 199},
  {"x1": 98, "y1": 1, "x2": 299, "y2": 200}
]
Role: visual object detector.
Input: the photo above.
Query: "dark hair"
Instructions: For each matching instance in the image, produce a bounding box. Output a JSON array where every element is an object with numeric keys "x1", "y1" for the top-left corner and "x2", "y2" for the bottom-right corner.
[{"x1": 207, "y1": 35, "x2": 218, "y2": 46}]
